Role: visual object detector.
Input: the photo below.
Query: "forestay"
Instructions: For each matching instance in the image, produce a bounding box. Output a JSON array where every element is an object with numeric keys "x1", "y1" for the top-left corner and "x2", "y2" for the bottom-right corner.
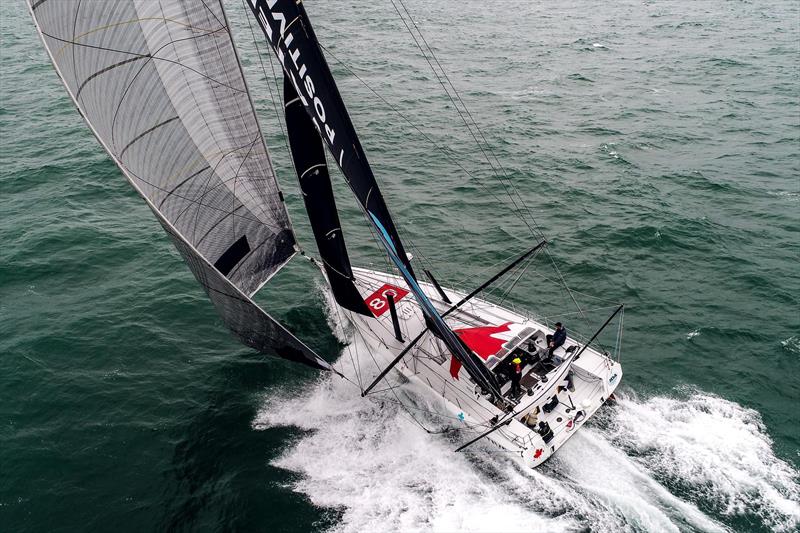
[{"x1": 29, "y1": 0, "x2": 331, "y2": 370}]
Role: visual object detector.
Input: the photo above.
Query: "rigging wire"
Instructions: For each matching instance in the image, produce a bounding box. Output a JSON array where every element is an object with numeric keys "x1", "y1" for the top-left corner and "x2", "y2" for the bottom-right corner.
[
  {"x1": 389, "y1": 3, "x2": 591, "y2": 338},
  {"x1": 368, "y1": 395, "x2": 492, "y2": 434},
  {"x1": 497, "y1": 253, "x2": 537, "y2": 306},
  {"x1": 522, "y1": 268, "x2": 621, "y2": 305},
  {"x1": 317, "y1": 39, "x2": 546, "y2": 321},
  {"x1": 620, "y1": 311, "x2": 625, "y2": 360},
  {"x1": 386, "y1": 0, "x2": 602, "y2": 326},
  {"x1": 240, "y1": 0, "x2": 296, "y2": 183},
  {"x1": 315, "y1": 43, "x2": 531, "y2": 263},
  {"x1": 321, "y1": 33, "x2": 541, "y2": 312},
  {"x1": 389, "y1": 0, "x2": 544, "y2": 241},
  {"x1": 329, "y1": 291, "x2": 365, "y2": 390},
  {"x1": 540, "y1": 305, "x2": 620, "y2": 321},
  {"x1": 350, "y1": 323, "x2": 447, "y2": 434},
  {"x1": 325, "y1": 344, "x2": 446, "y2": 434},
  {"x1": 311, "y1": 47, "x2": 496, "y2": 205},
  {"x1": 387, "y1": 1, "x2": 532, "y2": 235}
]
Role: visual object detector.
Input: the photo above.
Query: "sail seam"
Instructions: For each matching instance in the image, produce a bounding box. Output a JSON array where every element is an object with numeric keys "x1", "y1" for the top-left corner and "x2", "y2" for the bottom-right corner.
[
  {"x1": 75, "y1": 55, "x2": 150, "y2": 98},
  {"x1": 39, "y1": 30, "x2": 244, "y2": 94},
  {"x1": 131, "y1": 165, "x2": 269, "y2": 226},
  {"x1": 157, "y1": 165, "x2": 211, "y2": 208},
  {"x1": 105, "y1": 22, "x2": 240, "y2": 152},
  {"x1": 170, "y1": 137, "x2": 258, "y2": 224},
  {"x1": 117, "y1": 116, "x2": 179, "y2": 158},
  {"x1": 194, "y1": 204, "x2": 248, "y2": 247},
  {"x1": 60, "y1": 18, "x2": 225, "y2": 49},
  {"x1": 188, "y1": 137, "x2": 259, "y2": 243}
]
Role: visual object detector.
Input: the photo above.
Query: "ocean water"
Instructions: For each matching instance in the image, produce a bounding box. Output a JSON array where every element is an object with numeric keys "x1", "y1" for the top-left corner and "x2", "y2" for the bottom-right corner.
[{"x1": 1, "y1": 0, "x2": 798, "y2": 532}]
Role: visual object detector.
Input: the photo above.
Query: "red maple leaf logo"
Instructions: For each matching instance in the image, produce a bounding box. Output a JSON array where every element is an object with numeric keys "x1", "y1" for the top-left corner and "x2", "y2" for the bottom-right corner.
[
  {"x1": 450, "y1": 322, "x2": 513, "y2": 379},
  {"x1": 534, "y1": 448, "x2": 543, "y2": 459}
]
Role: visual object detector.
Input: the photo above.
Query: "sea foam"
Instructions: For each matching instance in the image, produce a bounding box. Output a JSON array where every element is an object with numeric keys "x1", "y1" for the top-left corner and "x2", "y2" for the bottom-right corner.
[
  {"x1": 252, "y1": 295, "x2": 799, "y2": 532},
  {"x1": 605, "y1": 389, "x2": 800, "y2": 532}
]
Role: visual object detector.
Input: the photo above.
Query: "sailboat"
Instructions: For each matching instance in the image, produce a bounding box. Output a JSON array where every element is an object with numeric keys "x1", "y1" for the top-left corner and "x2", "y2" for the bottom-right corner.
[{"x1": 29, "y1": 0, "x2": 624, "y2": 468}]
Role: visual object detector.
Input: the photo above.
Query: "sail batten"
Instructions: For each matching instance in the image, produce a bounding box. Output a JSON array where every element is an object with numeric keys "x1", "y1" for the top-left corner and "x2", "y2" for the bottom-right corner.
[
  {"x1": 283, "y1": 76, "x2": 372, "y2": 316},
  {"x1": 29, "y1": 0, "x2": 332, "y2": 371}
]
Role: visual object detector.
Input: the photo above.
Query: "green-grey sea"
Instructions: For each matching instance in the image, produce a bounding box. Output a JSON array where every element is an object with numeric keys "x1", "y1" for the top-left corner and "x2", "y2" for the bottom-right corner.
[{"x1": 1, "y1": 0, "x2": 798, "y2": 531}]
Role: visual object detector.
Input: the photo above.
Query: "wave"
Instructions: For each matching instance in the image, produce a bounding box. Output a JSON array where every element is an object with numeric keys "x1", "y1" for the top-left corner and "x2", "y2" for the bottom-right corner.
[
  {"x1": 781, "y1": 336, "x2": 800, "y2": 355},
  {"x1": 602, "y1": 389, "x2": 799, "y2": 532}
]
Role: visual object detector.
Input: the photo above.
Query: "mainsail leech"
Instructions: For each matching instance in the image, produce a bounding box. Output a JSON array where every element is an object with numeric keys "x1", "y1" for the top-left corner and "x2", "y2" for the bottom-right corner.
[{"x1": 29, "y1": 0, "x2": 332, "y2": 371}]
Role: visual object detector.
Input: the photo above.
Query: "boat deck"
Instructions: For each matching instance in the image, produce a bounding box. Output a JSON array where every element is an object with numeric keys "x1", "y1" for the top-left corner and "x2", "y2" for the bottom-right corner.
[{"x1": 344, "y1": 266, "x2": 622, "y2": 467}]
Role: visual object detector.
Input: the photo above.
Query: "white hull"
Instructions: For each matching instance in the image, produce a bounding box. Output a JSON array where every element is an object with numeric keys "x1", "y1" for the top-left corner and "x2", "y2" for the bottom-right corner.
[{"x1": 344, "y1": 267, "x2": 623, "y2": 469}]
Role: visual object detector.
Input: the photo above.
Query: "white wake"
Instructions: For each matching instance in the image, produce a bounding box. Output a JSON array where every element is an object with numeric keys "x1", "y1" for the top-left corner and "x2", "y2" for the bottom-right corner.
[{"x1": 253, "y1": 302, "x2": 799, "y2": 532}]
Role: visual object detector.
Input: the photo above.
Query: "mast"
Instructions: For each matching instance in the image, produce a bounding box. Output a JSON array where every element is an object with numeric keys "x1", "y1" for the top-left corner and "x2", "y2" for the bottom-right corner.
[{"x1": 246, "y1": 0, "x2": 504, "y2": 398}]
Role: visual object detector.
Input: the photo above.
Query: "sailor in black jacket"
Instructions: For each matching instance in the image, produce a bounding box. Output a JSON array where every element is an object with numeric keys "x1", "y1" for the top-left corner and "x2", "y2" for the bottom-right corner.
[{"x1": 546, "y1": 322, "x2": 567, "y2": 357}]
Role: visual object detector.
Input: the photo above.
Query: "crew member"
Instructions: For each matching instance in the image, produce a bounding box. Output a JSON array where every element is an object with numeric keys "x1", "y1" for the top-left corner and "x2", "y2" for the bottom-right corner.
[
  {"x1": 510, "y1": 357, "x2": 523, "y2": 396},
  {"x1": 546, "y1": 322, "x2": 567, "y2": 357}
]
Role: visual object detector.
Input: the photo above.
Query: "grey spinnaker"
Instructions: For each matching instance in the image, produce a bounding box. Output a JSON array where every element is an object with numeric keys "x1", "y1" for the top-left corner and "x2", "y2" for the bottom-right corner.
[{"x1": 28, "y1": 0, "x2": 331, "y2": 370}]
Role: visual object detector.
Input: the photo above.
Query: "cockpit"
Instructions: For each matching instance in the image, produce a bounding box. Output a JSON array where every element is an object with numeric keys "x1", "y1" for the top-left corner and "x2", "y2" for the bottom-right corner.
[
  {"x1": 485, "y1": 328, "x2": 568, "y2": 399},
  {"x1": 454, "y1": 321, "x2": 576, "y2": 402}
]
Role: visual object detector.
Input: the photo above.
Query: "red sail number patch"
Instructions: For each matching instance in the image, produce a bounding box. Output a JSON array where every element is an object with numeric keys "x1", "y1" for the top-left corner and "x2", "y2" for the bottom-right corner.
[{"x1": 364, "y1": 283, "x2": 409, "y2": 317}]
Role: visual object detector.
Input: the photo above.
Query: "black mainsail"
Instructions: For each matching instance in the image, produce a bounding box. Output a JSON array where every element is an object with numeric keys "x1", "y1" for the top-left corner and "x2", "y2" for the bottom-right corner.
[
  {"x1": 247, "y1": 0, "x2": 415, "y2": 278},
  {"x1": 29, "y1": 0, "x2": 331, "y2": 370},
  {"x1": 247, "y1": 0, "x2": 503, "y2": 398},
  {"x1": 283, "y1": 77, "x2": 371, "y2": 316}
]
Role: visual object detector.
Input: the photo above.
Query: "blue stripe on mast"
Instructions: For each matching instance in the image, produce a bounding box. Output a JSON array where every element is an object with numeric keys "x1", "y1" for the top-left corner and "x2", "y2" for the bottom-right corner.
[
  {"x1": 369, "y1": 212, "x2": 454, "y2": 326},
  {"x1": 368, "y1": 212, "x2": 502, "y2": 398}
]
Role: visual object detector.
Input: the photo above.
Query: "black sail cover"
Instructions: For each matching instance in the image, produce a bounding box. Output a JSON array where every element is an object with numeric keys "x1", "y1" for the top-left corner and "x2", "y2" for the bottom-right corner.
[
  {"x1": 29, "y1": 0, "x2": 332, "y2": 371},
  {"x1": 247, "y1": 0, "x2": 503, "y2": 397},
  {"x1": 283, "y1": 76, "x2": 371, "y2": 316}
]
